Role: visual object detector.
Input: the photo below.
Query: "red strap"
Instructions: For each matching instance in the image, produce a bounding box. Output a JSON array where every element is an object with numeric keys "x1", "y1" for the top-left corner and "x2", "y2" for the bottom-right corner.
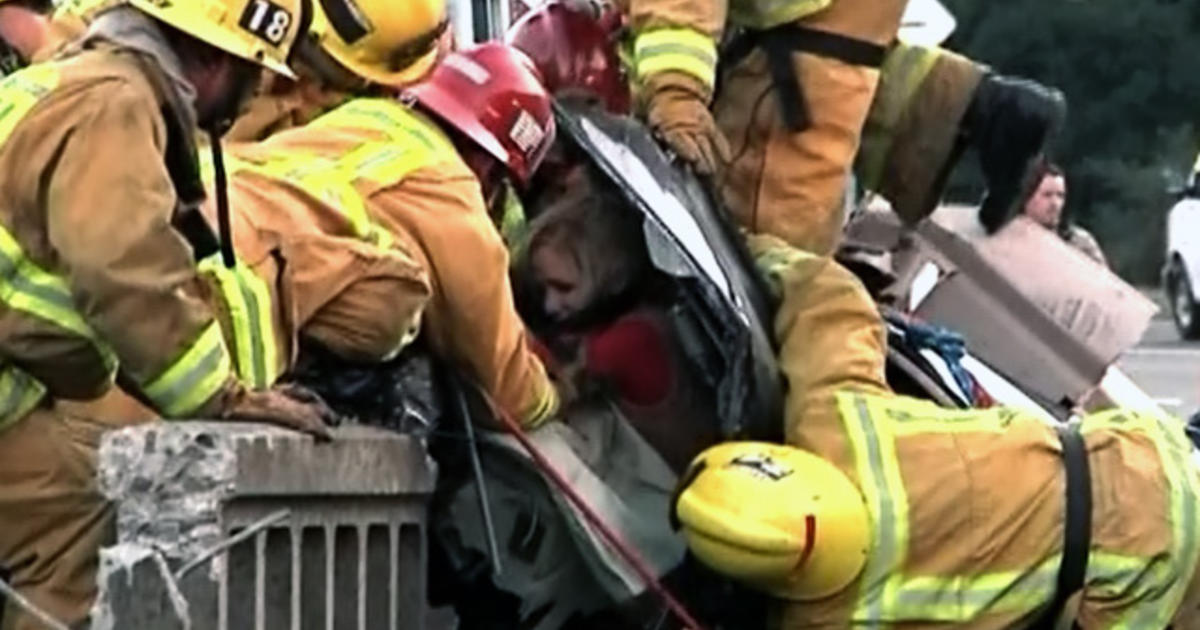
[
  {"x1": 794, "y1": 514, "x2": 817, "y2": 570},
  {"x1": 491, "y1": 404, "x2": 707, "y2": 630}
]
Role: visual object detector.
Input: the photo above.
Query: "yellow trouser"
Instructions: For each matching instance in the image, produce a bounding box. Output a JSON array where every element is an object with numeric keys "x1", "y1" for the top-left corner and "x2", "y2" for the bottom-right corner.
[
  {"x1": 751, "y1": 235, "x2": 1200, "y2": 627},
  {"x1": 0, "y1": 390, "x2": 155, "y2": 630},
  {"x1": 719, "y1": 41, "x2": 984, "y2": 255},
  {"x1": 715, "y1": 0, "x2": 907, "y2": 256},
  {"x1": 717, "y1": 50, "x2": 880, "y2": 256}
]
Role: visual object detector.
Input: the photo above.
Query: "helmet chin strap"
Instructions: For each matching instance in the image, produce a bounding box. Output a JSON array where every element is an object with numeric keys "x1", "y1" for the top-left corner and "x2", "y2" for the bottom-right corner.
[
  {"x1": 201, "y1": 60, "x2": 262, "y2": 270},
  {"x1": 207, "y1": 129, "x2": 237, "y2": 269}
]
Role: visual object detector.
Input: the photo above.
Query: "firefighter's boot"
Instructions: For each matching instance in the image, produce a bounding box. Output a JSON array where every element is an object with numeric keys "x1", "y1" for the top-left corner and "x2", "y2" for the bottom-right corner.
[
  {"x1": 968, "y1": 74, "x2": 1067, "y2": 233},
  {"x1": 858, "y1": 45, "x2": 1065, "y2": 231}
]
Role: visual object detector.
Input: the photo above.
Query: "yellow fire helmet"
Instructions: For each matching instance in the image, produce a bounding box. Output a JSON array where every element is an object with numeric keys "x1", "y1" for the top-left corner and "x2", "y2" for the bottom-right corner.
[
  {"x1": 127, "y1": 0, "x2": 308, "y2": 79},
  {"x1": 674, "y1": 441, "x2": 870, "y2": 601},
  {"x1": 307, "y1": 0, "x2": 447, "y2": 87}
]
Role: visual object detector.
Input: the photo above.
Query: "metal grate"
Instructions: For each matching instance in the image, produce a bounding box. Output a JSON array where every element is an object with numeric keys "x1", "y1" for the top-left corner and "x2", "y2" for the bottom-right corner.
[{"x1": 218, "y1": 501, "x2": 426, "y2": 630}]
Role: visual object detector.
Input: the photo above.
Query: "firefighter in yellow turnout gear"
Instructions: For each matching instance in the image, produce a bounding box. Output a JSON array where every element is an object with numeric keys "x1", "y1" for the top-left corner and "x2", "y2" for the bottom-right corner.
[
  {"x1": 203, "y1": 39, "x2": 562, "y2": 429},
  {"x1": 194, "y1": 0, "x2": 451, "y2": 391},
  {"x1": 31, "y1": 0, "x2": 449, "y2": 145},
  {"x1": 674, "y1": 236, "x2": 1200, "y2": 627},
  {"x1": 224, "y1": 0, "x2": 450, "y2": 143},
  {"x1": 623, "y1": 0, "x2": 1066, "y2": 254},
  {"x1": 0, "y1": 1, "x2": 338, "y2": 628}
]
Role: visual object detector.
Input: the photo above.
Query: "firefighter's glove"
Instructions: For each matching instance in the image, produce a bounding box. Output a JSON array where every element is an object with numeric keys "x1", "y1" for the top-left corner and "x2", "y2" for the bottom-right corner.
[
  {"x1": 222, "y1": 384, "x2": 340, "y2": 441},
  {"x1": 645, "y1": 80, "x2": 729, "y2": 176},
  {"x1": 673, "y1": 442, "x2": 869, "y2": 600}
]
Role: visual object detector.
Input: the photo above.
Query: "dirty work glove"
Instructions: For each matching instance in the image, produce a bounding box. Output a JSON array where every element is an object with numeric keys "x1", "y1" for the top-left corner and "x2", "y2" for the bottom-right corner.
[
  {"x1": 220, "y1": 384, "x2": 339, "y2": 440},
  {"x1": 644, "y1": 75, "x2": 730, "y2": 176}
]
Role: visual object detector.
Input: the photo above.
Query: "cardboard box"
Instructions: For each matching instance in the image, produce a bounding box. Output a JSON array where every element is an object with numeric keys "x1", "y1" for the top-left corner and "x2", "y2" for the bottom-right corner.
[
  {"x1": 973, "y1": 216, "x2": 1157, "y2": 366},
  {"x1": 845, "y1": 210, "x2": 1157, "y2": 412}
]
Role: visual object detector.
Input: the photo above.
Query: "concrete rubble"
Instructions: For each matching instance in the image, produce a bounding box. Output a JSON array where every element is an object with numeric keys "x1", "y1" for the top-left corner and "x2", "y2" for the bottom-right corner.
[{"x1": 92, "y1": 422, "x2": 437, "y2": 630}]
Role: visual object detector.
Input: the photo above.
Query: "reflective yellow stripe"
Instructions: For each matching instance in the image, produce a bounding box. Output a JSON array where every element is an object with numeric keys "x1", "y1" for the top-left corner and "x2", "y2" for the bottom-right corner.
[
  {"x1": 0, "y1": 226, "x2": 117, "y2": 374},
  {"x1": 0, "y1": 63, "x2": 112, "y2": 425},
  {"x1": 499, "y1": 182, "x2": 530, "y2": 262},
  {"x1": 839, "y1": 392, "x2": 1058, "y2": 622},
  {"x1": 891, "y1": 557, "x2": 1059, "y2": 620},
  {"x1": 221, "y1": 101, "x2": 459, "y2": 252},
  {"x1": 857, "y1": 43, "x2": 942, "y2": 190},
  {"x1": 142, "y1": 321, "x2": 232, "y2": 417},
  {"x1": 0, "y1": 364, "x2": 46, "y2": 434},
  {"x1": 884, "y1": 404, "x2": 1018, "y2": 437},
  {"x1": 840, "y1": 392, "x2": 910, "y2": 618},
  {"x1": 0, "y1": 65, "x2": 59, "y2": 144},
  {"x1": 0, "y1": 66, "x2": 81, "y2": 342},
  {"x1": 521, "y1": 381, "x2": 560, "y2": 430},
  {"x1": 198, "y1": 255, "x2": 278, "y2": 390},
  {"x1": 752, "y1": 239, "x2": 809, "y2": 302},
  {"x1": 1087, "y1": 550, "x2": 1165, "y2": 628},
  {"x1": 251, "y1": 150, "x2": 396, "y2": 247},
  {"x1": 0, "y1": 228, "x2": 91, "y2": 338},
  {"x1": 633, "y1": 28, "x2": 717, "y2": 90},
  {"x1": 1080, "y1": 411, "x2": 1200, "y2": 627},
  {"x1": 315, "y1": 99, "x2": 458, "y2": 158}
]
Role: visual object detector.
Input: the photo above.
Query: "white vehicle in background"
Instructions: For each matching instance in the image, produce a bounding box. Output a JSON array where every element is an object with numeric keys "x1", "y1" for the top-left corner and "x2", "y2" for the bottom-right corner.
[{"x1": 1164, "y1": 177, "x2": 1200, "y2": 339}]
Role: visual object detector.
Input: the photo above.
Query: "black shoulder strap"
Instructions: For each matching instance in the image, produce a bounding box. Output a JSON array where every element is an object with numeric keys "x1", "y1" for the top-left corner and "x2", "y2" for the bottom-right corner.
[
  {"x1": 1030, "y1": 421, "x2": 1092, "y2": 629},
  {"x1": 131, "y1": 46, "x2": 219, "y2": 263},
  {"x1": 160, "y1": 103, "x2": 219, "y2": 262}
]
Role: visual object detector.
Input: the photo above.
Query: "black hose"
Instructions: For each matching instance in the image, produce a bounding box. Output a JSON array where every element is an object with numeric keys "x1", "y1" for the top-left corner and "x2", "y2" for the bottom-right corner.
[{"x1": 453, "y1": 374, "x2": 504, "y2": 578}]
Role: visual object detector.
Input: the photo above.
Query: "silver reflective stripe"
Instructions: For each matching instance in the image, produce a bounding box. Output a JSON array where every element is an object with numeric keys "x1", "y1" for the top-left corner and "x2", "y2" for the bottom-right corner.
[
  {"x1": 1123, "y1": 415, "x2": 1199, "y2": 627},
  {"x1": 235, "y1": 273, "x2": 268, "y2": 387},
  {"x1": 850, "y1": 394, "x2": 901, "y2": 619},
  {"x1": 892, "y1": 560, "x2": 1057, "y2": 619},
  {"x1": 147, "y1": 335, "x2": 228, "y2": 414},
  {"x1": 0, "y1": 247, "x2": 75, "y2": 313},
  {"x1": 636, "y1": 42, "x2": 717, "y2": 67}
]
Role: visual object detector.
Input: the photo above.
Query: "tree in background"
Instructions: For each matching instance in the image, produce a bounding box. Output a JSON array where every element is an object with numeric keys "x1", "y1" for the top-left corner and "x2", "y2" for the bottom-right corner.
[{"x1": 942, "y1": 0, "x2": 1200, "y2": 282}]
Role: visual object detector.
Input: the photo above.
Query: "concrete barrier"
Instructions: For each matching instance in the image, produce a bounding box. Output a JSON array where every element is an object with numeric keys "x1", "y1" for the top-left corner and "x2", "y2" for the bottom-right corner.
[{"x1": 93, "y1": 422, "x2": 437, "y2": 630}]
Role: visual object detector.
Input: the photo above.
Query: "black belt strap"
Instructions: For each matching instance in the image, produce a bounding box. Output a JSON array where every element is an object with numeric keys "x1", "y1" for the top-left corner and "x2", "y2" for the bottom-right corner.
[
  {"x1": 723, "y1": 24, "x2": 887, "y2": 131},
  {"x1": 1031, "y1": 422, "x2": 1092, "y2": 629}
]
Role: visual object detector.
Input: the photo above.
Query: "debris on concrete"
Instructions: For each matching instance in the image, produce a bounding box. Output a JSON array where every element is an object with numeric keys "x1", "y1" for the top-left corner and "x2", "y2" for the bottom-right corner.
[
  {"x1": 91, "y1": 544, "x2": 190, "y2": 630},
  {"x1": 95, "y1": 422, "x2": 438, "y2": 630}
]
